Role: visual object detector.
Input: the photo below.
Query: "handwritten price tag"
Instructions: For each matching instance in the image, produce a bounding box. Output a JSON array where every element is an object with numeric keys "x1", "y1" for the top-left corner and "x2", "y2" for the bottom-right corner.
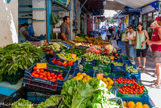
[
  {"x1": 97, "y1": 74, "x2": 103, "y2": 80},
  {"x1": 36, "y1": 63, "x2": 47, "y2": 69}
]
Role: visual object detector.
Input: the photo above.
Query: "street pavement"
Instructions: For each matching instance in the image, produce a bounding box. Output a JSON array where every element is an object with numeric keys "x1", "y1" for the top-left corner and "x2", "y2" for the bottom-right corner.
[{"x1": 118, "y1": 41, "x2": 161, "y2": 108}]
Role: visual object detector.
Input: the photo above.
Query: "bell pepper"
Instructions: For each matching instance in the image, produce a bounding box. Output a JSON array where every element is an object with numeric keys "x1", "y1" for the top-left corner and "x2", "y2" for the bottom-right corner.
[{"x1": 52, "y1": 58, "x2": 56, "y2": 63}]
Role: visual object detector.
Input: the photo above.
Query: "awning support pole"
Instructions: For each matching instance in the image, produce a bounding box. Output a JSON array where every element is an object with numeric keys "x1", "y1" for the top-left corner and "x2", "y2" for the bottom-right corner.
[{"x1": 74, "y1": 0, "x2": 88, "y2": 18}]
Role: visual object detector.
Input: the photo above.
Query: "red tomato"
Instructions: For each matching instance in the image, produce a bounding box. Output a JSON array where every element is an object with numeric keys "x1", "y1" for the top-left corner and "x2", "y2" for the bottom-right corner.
[
  {"x1": 60, "y1": 77, "x2": 64, "y2": 80},
  {"x1": 48, "y1": 77, "x2": 53, "y2": 80},
  {"x1": 58, "y1": 74, "x2": 62, "y2": 77},
  {"x1": 51, "y1": 73, "x2": 55, "y2": 76},
  {"x1": 47, "y1": 73, "x2": 51, "y2": 77},
  {"x1": 40, "y1": 69, "x2": 44, "y2": 72},
  {"x1": 34, "y1": 74, "x2": 39, "y2": 78},
  {"x1": 39, "y1": 75, "x2": 43, "y2": 78},
  {"x1": 52, "y1": 79, "x2": 56, "y2": 82},
  {"x1": 55, "y1": 75, "x2": 57, "y2": 78},
  {"x1": 31, "y1": 73, "x2": 35, "y2": 76},
  {"x1": 33, "y1": 66, "x2": 37, "y2": 71},
  {"x1": 57, "y1": 77, "x2": 60, "y2": 80},
  {"x1": 52, "y1": 75, "x2": 56, "y2": 79},
  {"x1": 44, "y1": 77, "x2": 48, "y2": 80}
]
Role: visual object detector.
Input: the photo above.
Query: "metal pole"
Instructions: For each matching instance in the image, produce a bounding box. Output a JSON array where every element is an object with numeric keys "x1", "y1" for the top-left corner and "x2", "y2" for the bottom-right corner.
[
  {"x1": 46, "y1": 0, "x2": 52, "y2": 42},
  {"x1": 74, "y1": 0, "x2": 88, "y2": 19},
  {"x1": 70, "y1": 0, "x2": 74, "y2": 40}
]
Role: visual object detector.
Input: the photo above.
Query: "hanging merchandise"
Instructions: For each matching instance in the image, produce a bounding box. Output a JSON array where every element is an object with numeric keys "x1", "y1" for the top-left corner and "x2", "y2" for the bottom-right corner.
[
  {"x1": 51, "y1": 14, "x2": 58, "y2": 25},
  {"x1": 124, "y1": 16, "x2": 128, "y2": 24}
]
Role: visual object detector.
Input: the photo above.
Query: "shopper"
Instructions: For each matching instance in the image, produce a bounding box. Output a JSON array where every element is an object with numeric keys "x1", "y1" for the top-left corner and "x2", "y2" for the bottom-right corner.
[
  {"x1": 148, "y1": 21, "x2": 161, "y2": 88},
  {"x1": 122, "y1": 27, "x2": 130, "y2": 57},
  {"x1": 19, "y1": 23, "x2": 29, "y2": 43},
  {"x1": 136, "y1": 23, "x2": 149, "y2": 70},
  {"x1": 60, "y1": 16, "x2": 70, "y2": 41},
  {"x1": 126, "y1": 25, "x2": 136, "y2": 64}
]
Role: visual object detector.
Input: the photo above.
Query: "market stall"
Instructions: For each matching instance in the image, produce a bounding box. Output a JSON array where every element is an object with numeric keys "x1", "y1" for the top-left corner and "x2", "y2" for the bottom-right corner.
[{"x1": 0, "y1": 35, "x2": 156, "y2": 108}]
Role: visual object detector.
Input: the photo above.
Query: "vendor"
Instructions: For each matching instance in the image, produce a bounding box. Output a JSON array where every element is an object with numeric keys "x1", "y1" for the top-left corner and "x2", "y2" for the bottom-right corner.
[
  {"x1": 19, "y1": 23, "x2": 29, "y2": 42},
  {"x1": 60, "y1": 16, "x2": 70, "y2": 41}
]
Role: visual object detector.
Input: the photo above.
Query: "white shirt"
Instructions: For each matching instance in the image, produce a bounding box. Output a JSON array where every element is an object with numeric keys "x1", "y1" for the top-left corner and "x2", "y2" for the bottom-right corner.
[{"x1": 127, "y1": 31, "x2": 136, "y2": 45}]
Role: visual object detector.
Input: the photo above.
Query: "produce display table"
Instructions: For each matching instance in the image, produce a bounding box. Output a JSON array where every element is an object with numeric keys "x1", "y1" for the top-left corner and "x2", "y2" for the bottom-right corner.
[{"x1": 0, "y1": 39, "x2": 156, "y2": 108}]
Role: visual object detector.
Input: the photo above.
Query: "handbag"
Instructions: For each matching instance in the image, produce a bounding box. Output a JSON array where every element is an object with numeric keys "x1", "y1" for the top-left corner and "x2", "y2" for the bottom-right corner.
[{"x1": 131, "y1": 32, "x2": 136, "y2": 45}]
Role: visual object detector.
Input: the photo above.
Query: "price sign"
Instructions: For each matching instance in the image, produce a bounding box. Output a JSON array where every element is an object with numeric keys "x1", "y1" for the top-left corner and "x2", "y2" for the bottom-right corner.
[
  {"x1": 36, "y1": 63, "x2": 47, "y2": 69},
  {"x1": 97, "y1": 74, "x2": 103, "y2": 80}
]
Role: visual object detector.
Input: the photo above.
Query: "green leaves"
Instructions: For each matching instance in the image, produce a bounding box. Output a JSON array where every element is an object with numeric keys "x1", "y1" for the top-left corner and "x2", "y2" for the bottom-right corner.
[{"x1": 0, "y1": 42, "x2": 43, "y2": 81}]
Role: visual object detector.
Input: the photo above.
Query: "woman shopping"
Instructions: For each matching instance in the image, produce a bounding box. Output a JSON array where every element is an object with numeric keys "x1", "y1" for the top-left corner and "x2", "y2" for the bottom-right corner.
[
  {"x1": 136, "y1": 23, "x2": 149, "y2": 70},
  {"x1": 126, "y1": 25, "x2": 136, "y2": 64}
]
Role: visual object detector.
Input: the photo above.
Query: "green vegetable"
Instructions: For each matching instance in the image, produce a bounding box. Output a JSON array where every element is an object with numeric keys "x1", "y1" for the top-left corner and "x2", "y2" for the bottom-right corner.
[
  {"x1": 37, "y1": 95, "x2": 62, "y2": 108},
  {"x1": 0, "y1": 42, "x2": 43, "y2": 78},
  {"x1": 11, "y1": 99, "x2": 33, "y2": 108},
  {"x1": 111, "y1": 61, "x2": 124, "y2": 66},
  {"x1": 83, "y1": 52, "x2": 110, "y2": 65},
  {"x1": 50, "y1": 42, "x2": 61, "y2": 52},
  {"x1": 127, "y1": 66, "x2": 138, "y2": 74}
]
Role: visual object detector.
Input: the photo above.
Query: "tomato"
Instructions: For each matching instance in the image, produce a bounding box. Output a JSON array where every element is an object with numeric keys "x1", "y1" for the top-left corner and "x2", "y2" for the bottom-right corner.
[
  {"x1": 52, "y1": 79, "x2": 56, "y2": 82},
  {"x1": 51, "y1": 73, "x2": 55, "y2": 76},
  {"x1": 39, "y1": 75, "x2": 43, "y2": 78},
  {"x1": 36, "y1": 70, "x2": 40, "y2": 74},
  {"x1": 33, "y1": 66, "x2": 37, "y2": 71},
  {"x1": 48, "y1": 77, "x2": 53, "y2": 80},
  {"x1": 34, "y1": 74, "x2": 39, "y2": 78},
  {"x1": 55, "y1": 75, "x2": 57, "y2": 78},
  {"x1": 58, "y1": 74, "x2": 62, "y2": 77},
  {"x1": 60, "y1": 77, "x2": 64, "y2": 80},
  {"x1": 47, "y1": 73, "x2": 51, "y2": 77},
  {"x1": 31, "y1": 73, "x2": 35, "y2": 76},
  {"x1": 57, "y1": 77, "x2": 60, "y2": 80},
  {"x1": 40, "y1": 69, "x2": 44, "y2": 72},
  {"x1": 52, "y1": 75, "x2": 56, "y2": 79}
]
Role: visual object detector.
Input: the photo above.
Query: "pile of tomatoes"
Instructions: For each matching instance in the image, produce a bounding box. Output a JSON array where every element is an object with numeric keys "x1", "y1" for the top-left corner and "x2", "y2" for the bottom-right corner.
[
  {"x1": 114, "y1": 77, "x2": 136, "y2": 84},
  {"x1": 31, "y1": 66, "x2": 64, "y2": 81},
  {"x1": 118, "y1": 83, "x2": 144, "y2": 94}
]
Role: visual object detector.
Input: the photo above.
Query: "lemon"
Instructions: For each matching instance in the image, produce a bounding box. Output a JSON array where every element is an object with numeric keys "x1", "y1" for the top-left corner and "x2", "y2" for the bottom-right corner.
[
  {"x1": 82, "y1": 73, "x2": 87, "y2": 76},
  {"x1": 103, "y1": 78, "x2": 107, "y2": 82},
  {"x1": 123, "y1": 101, "x2": 127, "y2": 107},
  {"x1": 136, "y1": 102, "x2": 143, "y2": 107},
  {"x1": 106, "y1": 77, "x2": 111, "y2": 82},
  {"x1": 143, "y1": 104, "x2": 150, "y2": 108},
  {"x1": 107, "y1": 86, "x2": 112, "y2": 90},
  {"x1": 77, "y1": 72, "x2": 82, "y2": 76}
]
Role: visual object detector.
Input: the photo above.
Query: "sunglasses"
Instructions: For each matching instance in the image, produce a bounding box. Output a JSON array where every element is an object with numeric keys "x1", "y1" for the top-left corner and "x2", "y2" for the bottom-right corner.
[{"x1": 129, "y1": 28, "x2": 132, "y2": 29}]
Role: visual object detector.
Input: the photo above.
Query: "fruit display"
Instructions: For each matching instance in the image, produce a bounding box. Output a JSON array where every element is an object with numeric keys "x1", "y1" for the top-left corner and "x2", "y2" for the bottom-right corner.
[
  {"x1": 118, "y1": 83, "x2": 145, "y2": 95},
  {"x1": 127, "y1": 66, "x2": 138, "y2": 74},
  {"x1": 111, "y1": 61, "x2": 124, "y2": 66},
  {"x1": 102, "y1": 77, "x2": 114, "y2": 90},
  {"x1": 31, "y1": 66, "x2": 64, "y2": 81},
  {"x1": 73, "y1": 72, "x2": 93, "y2": 82},
  {"x1": 123, "y1": 101, "x2": 150, "y2": 108},
  {"x1": 114, "y1": 77, "x2": 136, "y2": 84},
  {"x1": 51, "y1": 58, "x2": 73, "y2": 67},
  {"x1": 57, "y1": 53, "x2": 81, "y2": 61},
  {"x1": 50, "y1": 42, "x2": 62, "y2": 52},
  {"x1": 73, "y1": 36, "x2": 85, "y2": 42},
  {"x1": 64, "y1": 47, "x2": 85, "y2": 57},
  {"x1": 86, "y1": 46, "x2": 102, "y2": 54},
  {"x1": 83, "y1": 52, "x2": 110, "y2": 65}
]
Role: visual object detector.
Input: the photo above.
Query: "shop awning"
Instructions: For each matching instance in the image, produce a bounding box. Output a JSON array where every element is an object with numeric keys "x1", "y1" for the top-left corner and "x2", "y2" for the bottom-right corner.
[
  {"x1": 104, "y1": 1, "x2": 125, "y2": 10},
  {"x1": 115, "y1": 0, "x2": 156, "y2": 9}
]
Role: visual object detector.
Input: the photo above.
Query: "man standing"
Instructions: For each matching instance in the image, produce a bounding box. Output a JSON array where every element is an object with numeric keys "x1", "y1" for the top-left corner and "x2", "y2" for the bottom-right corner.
[
  {"x1": 148, "y1": 21, "x2": 161, "y2": 88},
  {"x1": 60, "y1": 16, "x2": 70, "y2": 41}
]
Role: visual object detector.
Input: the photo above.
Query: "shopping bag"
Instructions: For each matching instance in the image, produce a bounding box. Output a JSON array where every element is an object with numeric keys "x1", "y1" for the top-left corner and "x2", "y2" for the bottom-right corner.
[
  {"x1": 121, "y1": 33, "x2": 126, "y2": 41},
  {"x1": 111, "y1": 40, "x2": 119, "y2": 49}
]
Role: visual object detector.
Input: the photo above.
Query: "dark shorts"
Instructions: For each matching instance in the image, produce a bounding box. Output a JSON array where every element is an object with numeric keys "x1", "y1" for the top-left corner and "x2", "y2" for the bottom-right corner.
[
  {"x1": 152, "y1": 51, "x2": 161, "y2": 63},
  {"x1": 136, "y1": 49, "x2": 147, "y2": 57}
]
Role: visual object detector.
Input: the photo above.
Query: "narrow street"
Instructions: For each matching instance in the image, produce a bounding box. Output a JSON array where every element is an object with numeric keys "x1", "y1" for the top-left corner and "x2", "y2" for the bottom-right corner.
[{"x1": 118, "y1": 41, "x2": 161, "y2": 108}]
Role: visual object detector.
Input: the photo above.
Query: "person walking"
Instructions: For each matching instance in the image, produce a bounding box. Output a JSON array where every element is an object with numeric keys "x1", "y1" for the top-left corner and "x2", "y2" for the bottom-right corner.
[
  {"x1": 148, "y1": 21, "x2": 161, "y2": 88},
  {"x1": 136, "y1": 23, "x2": 149, "y2": 70},
  {"x1": 126, "y1": 25, "x2": 136, "y2": 64}
]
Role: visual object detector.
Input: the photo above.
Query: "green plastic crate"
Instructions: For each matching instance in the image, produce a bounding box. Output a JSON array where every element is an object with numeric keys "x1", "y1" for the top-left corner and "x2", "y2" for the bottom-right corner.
[
  {"x1": 3, "y1": 69, "x2": 24, "y2": 85},
  {"x1": 112, "y1": 71, "x2": 126, "y2": 77},
  {"x1": 117, "y1": 83, "x2": 148, "y2": 98}
]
